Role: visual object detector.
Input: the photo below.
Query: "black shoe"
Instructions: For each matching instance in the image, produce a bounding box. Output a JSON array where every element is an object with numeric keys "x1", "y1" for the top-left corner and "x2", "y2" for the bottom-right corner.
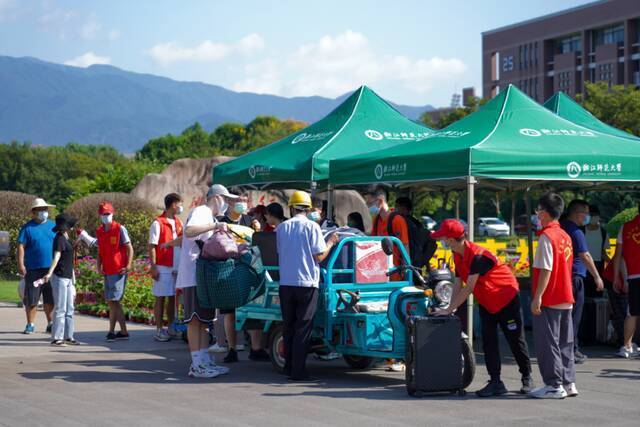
[
  {"x1": 51, "y1": 340, "x2": 66, "y2": 346},
  {"x1": 115, "y1": 332, "x2": 130, "y2": 340},
  {"x1": 46, "y1": 323, "x2": 52, "y2": 334},
  {"x1": 476, "y1": 380, "x2": 508, "y2": 397},
  {"x1": 520, "y1": 376, "x2": 534, "y2": 394},
  {"x1": 65, "y1": 338, "x2": 80, "y2": 346},
  {"x1": 248, "y1": 349, "x2": 270, "y2": 362},
  {"x1": 106, "y1": 332, "x2": 116, "y2": 342},
  {"x1": 224, "y1": 349, "x2": 238, "y2": 363},
  {"x1": 287, "y1": 375, "x2": 321, "y2": 383}
]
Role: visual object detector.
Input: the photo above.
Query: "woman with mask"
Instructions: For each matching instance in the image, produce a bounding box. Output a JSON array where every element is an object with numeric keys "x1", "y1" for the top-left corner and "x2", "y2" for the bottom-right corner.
[
  {"x1": 96, "y1": 202, "x2": 134, "y2": 342},
  {"x1": 175, "y1": 184, "x2": 234, "y2": 378},
  {"x1": 43, "y1": 213, "x2": 79, "y2": 346},
  {"x1": 214, "y1": 194, "x2": 269, "y2": 363}
]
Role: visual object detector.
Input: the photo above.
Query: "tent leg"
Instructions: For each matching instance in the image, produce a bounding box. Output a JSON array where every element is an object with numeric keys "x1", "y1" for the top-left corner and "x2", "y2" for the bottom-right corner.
[
  {"x1": 466, "y1": 176, "x2": 477, "y2": 348},
  {"x1": 525, "y1": 189, "x2": 534, "y2": 280},
  {"x1": 327, "y1": 184, "x2": 334, "y2": 223}
]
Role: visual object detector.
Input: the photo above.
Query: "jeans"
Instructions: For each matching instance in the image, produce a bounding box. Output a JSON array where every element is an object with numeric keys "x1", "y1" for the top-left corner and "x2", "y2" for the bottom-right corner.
[
  {"x1": 571, "y1": 275, "x2": 585, "y2": 353},
  {"x1": 51, "y1": 275, "x2": 75, "y2": 341}
]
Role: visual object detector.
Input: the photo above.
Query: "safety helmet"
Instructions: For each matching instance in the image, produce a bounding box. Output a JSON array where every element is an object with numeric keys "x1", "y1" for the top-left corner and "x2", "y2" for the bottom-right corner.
[{"x1": 288, "y1": 190, "x2": 312, "y2": 208}]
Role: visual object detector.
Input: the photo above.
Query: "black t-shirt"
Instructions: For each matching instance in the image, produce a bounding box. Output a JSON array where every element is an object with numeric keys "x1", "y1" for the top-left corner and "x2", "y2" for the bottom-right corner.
[
  {"x1": 469, "y1": 254, "x2": 496, "y2": 276},
  {"x1": 53, "y1": 233, "x2": 74, "y2": 279},
  {"x1": 219, "y1": 213, "x2": 253, "y2": 227}
]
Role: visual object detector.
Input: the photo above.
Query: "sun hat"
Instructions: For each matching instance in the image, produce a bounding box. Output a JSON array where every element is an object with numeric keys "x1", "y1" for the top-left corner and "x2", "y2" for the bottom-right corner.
[{"x1": 30, "y1": 198, "x2": 55, "y2": 210}]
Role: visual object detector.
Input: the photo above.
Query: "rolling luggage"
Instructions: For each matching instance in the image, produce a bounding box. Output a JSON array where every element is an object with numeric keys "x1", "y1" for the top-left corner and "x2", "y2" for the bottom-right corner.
[
  {"x1": 405, "y1": 315, "x2": 463, "y2": 396},
  {"x1": 579, "y1": 297, "x2": 610, "y2": 345}
]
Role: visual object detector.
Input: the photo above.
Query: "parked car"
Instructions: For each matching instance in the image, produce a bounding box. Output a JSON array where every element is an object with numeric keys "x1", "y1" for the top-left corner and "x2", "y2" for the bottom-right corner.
[
  {"x1": 477, "y1": 217, "x2": 510, "y2": 237},
  {"x1": 0, "y1": 231, "x2": 9, "y2": 264},
  {"x1": 435, "y1": 219, "x2": 468, "y2": 234},
  {"x1": 421, "y1": 216, "x2": 437, "y2": 231}
]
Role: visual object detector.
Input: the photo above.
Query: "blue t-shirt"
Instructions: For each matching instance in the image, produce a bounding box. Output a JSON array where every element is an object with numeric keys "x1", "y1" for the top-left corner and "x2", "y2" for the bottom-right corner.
[
  {"x1": 17, "y1": 219, "x2": 56, "y2": 270},
  {"x1": 560, "y1": 219, "x2": 588, "y2": 277},
  {"x1": 276, "y1": 215, "x2": 327, "y2": 288}
]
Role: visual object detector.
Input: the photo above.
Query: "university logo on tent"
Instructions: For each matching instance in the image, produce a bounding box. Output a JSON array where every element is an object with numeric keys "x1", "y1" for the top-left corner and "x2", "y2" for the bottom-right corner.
[
  {"x1": 364, "y1": 129, "x2": 430, "y2": 142},
  {"x1": 291, "y1": 131, "x2": 334, "y2": 144},
  {"x1": 519, "y1": 128, "x2": 596, "y2": 138},
  {"x1": 566, "y1": 162, "x2": 581, "y2": 178},
  {"x1": 374, "y1": 163, "x2": 407, "y2": 180},
  {"x1": 248, "y1": 165, "x2": 271, "y2": 179},
  {"x1": 566, "y1": 161, "x2": 623, "y2": 179}
]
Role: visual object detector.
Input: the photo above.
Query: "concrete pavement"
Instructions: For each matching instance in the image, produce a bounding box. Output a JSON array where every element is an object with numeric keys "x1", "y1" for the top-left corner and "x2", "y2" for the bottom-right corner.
[{"x1": 0, "y1": 303, "x2": 638, "y2": 427}]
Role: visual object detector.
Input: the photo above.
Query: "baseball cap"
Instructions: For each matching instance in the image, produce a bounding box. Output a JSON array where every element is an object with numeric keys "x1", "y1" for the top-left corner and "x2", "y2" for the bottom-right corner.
[
  {"x1": 206, "y1": 184, "x2": 239, "y2": 200},
  {"x1": 98, "y1": 202, "x2": 115, "y2": 215},
  {"x1": 430, "y1": 219, "x2": 466, "y2": 240}
]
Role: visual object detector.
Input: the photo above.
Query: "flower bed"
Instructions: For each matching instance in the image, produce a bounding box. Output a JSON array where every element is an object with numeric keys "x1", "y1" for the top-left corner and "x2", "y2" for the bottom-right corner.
[{"x1": 75, "y1": 256, "x2": 156, "y2": 324}]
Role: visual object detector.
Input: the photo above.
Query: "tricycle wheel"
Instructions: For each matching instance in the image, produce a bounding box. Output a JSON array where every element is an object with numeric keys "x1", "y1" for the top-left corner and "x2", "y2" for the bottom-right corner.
[
  {"x1": 343, "y1": 355, "x2": 374, "y2": 370},
  {"x1": 268, "y1": 324, "x2": 286, "y2": 374},
  {"x1": 461, "y1": 338, "x2": 475, "y2": 389}
]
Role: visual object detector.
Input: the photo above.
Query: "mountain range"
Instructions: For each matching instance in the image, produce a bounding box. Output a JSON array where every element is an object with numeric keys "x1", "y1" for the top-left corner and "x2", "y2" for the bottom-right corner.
[{"x1": 0, "y1": 56, "x2": 433, "y2": 152}]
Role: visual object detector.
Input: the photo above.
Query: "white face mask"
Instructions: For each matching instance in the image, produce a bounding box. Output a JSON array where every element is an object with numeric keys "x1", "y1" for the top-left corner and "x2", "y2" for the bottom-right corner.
[
  {"x1": 37, "y1": 211, "x2": 48, "y2": 222},
  {"x1": 177, "y1": 205, "x2": 184, "y2": 215},
  {"x1": 101, "y1": 214, "x2": 113, "y2": 225}
]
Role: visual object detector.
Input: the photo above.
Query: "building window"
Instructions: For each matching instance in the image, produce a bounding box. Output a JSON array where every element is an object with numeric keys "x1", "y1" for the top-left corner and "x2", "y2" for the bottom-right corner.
[
  {"x1": 555, "y1": 34, "x2": 581, "y2": 54},
  {"x1": 519, "y1": 45, "x2": 523, "y2": 70},
  {"x1": 524, "y1": 44, "x2": 528, "y2": 68},
  {"x1": 534, "y1": 42, "x2": 538, "y2": 67},
  {"x1": 592, "y1": 24, "x2": 624, "y2": 48}
]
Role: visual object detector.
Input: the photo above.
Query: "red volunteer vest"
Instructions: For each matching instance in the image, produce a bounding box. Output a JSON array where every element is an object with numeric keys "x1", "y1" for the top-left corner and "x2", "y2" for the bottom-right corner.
[
  {"x1": 621, "y1": 215, "x2": 640, "y2": 277},
  {"x1": 155, "y1": 213, "x2": 183, "y2": 267},
  {"x1": 454, "y1": 241, "x2": 519, "y2": 314},
  {"x1": 532, "y1": 221, "x2": 575, "y2": 307},
  {"x1": 96, "y1": 221, "x2": 128, "y2": 275}
]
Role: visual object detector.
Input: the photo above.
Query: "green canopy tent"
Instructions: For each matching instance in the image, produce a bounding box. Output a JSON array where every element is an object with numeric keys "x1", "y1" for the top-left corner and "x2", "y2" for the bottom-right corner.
[
  {"x1": 544, "y1": 91, "x2": 640, "y2": 141},
  {"x1": 212, "y1": 85, "x2": 433, "y2": 191},
  {"x1": 329, "y1": 84, "x2": 640, "y2": 343}
]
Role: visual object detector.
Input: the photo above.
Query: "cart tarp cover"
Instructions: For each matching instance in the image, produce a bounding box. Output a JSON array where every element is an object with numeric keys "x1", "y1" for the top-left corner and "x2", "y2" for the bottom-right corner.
[
  {"x1": 328, "y1": 85, "x2": 640, "y2": 185},
  {"x1": 212, "y1": 85, "x2": 433, "y2": 187},
  {"x1": 544, "y1": 91, "x2": 640, "y2": 141}
]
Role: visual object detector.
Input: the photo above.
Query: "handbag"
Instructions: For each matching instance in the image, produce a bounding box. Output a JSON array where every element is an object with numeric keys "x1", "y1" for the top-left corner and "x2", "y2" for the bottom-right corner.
[{"x1": 201, "y1": 229, "x2": 241, "y2": 260}]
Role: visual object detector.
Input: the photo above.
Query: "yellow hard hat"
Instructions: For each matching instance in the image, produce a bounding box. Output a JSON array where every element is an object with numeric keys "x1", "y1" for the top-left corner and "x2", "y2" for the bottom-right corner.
[{"x1": 288, "y1": 190, "x2": 312, "y2": 208}]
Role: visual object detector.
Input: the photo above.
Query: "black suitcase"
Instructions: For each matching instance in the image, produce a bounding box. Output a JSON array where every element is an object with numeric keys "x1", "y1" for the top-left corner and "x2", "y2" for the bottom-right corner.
[{"x1": 405, "y1": 315, "x2": 464, "y2": 397}]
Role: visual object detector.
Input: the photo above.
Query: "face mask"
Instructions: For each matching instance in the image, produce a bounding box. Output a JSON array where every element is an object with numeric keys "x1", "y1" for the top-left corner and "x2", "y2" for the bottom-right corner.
[
  {"x1": 234, "y1": 202, "x2": 248, "y2": 215},
  {"x1": 37, "y1": 211, "x2": 48, "y2": 222},
  {"x1": 177, "y1": 205, "x2": 184, "y2": 215},
  {"x1": 101, "y1": 214, "x2": 113, "y2": 225},
  {"x1": 369, "y1": 205, "x2": 380, "y2": 216},
  {"x1": 583, "y1": 214, "x2": 591, "y2": 225},
  {"x1": 308, "y1": 211, "x2": 321, "y2": 222},
  {"x1": 440, "y1": 240, "x2": 450, "y2": 250}
]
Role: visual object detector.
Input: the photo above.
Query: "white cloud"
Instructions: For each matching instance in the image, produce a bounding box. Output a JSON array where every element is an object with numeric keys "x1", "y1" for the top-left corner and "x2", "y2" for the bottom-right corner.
[
  {"x1": 65, "y1": 51, "x2": 111, "y2": 68},
  {"x1": 147, "y1": 33, "x2": 266, "y2": 66},
  {"x1": 36, "y1": 5, "x2": 116, "y2": 41},
  {"x1": 79, "y1": 15, "x2": 102, "y2": 40},
  {"x1": 233, "y1": 30, "x2": 466, "y2": 100}
]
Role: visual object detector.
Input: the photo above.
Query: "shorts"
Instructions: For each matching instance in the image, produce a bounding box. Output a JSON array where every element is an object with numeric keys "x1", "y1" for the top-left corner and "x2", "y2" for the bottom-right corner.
[
  {"x1": 182, "y1": 286, "x2": 216, "y2": 323},
  {"x1": 219, "y1": 308, "x2": 235, "y2": 315},
  {"x1": 152, "y1": 273, "x2": 176, "y2": 297},
  {"x1": 23, "y1": 268, "x2": 53, "y2": 307},
  {"x1": 104, "y1": 274, "x2": 127, "y2": 302},
  {"x1": 629, "y1": 278, "x2": 640, "y2": 316}
]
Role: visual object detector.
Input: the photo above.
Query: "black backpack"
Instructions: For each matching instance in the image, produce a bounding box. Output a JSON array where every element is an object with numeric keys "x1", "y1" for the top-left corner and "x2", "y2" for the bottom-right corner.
[{"x1": 374, "y1": 212, "x2": 437, "y2": 269}]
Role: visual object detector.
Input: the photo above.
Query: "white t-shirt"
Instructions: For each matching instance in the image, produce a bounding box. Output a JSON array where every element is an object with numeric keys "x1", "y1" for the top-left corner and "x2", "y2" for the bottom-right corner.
[
  {"x1": 585, "y1": 226, "x2": 610, "y2": 262},
  {"x1": 175, "y1": 205, "x2": 216, "y2": 289},
  {"x1": 533, "y1": 235, "x2": 553, "y2": 271},
  {"x1": 149, "y1": 218, "x2": 181, "y2": 273}
]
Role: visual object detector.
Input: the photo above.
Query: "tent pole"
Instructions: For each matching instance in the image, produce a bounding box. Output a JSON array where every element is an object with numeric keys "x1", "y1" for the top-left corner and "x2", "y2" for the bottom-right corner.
[
  {"x1": 525, "y1": 189, "x2": 534, "y2": 280},
  {"x1": 327, "y1": 184, "x2": 334, "y2": 223},
  {"x1": 466, "y1": 176, "x2": 477, "y2": 347}
]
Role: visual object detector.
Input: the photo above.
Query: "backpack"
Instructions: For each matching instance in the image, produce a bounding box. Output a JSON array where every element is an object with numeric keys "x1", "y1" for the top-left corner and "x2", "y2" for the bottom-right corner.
[{"x1": 374, "y1": 212, "x2": 437, "y2": 269}]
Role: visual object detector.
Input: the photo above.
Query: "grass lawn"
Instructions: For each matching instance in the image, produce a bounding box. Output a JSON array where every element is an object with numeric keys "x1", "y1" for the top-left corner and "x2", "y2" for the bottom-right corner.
[{"x1": 0, "y1": 280, "x2": 20, "y2": 304}]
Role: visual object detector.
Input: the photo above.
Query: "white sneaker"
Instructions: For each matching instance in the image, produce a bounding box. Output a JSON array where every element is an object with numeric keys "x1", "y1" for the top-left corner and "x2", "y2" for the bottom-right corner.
[
  {"x1": 154, "y1": 328, "x2": 170, "y2": 342},
  {"x1": 208, "y1": 343, "x2": 228, "y2": 353},
  {"x1": 565, "y1": 383, "x2": 579, "y2": 397},
  {"x1": 188, "y1": 364, "x2": 220, "y2": 378},
  {"x1": 528, "y1": 385, "x2": 567, "y2": 399},
  {"x1": 236, "y1": 344, "x2": 246, "y2": 351},
  {"x1": 167, "y1": 326, "x2": 178, "y2": 337},
  {"x1": 207, "y1": 362, "x2": 230, "y2": 375},
  {"x1": 387, "y1": 362, "x2": 405, "y2": 372}
]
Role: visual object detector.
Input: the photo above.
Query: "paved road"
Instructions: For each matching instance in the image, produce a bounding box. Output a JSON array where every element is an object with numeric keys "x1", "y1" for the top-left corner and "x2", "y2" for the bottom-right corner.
[{"x1": 0, "y1": 304, "x2": 638, "y2": 427}]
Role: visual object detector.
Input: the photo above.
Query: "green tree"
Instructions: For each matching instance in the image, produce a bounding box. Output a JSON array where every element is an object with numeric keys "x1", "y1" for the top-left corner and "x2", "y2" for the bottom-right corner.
[{"x1": 577, "y1": 81, "x2": 640, "y2": 136}]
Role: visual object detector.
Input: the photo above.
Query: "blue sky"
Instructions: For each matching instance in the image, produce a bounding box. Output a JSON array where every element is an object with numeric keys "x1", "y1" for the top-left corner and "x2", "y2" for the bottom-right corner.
[{"x1": 0, "y1": 0, "x2": 591, "y2": 107}]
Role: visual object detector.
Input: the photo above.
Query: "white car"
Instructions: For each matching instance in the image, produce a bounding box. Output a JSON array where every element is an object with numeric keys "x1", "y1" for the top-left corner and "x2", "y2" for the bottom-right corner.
[
  {"x1": 422, "y1": 216, "x2": 437, "y2": 231},
  {"x1": 477, "y1": 217, "x2": 510, "y2": 237}
]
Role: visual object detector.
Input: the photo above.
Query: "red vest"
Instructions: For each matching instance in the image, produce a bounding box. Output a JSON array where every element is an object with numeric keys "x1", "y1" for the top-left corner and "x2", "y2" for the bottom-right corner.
[
  {"x1": 533, "y1": 221, "x2": 575, "y2": 307},
  {"x1": 621, "y1": 215, "x2": 640, "y2": 277},
  {"x1": 154, "y1": 213, "x2": 183, "y2": 267},
  {"x1": 96, "y1": 221, "x2": 128, "y2": 275},
  {"x1": 454, "y1": 241, "x2": 519, "y2": 314}
]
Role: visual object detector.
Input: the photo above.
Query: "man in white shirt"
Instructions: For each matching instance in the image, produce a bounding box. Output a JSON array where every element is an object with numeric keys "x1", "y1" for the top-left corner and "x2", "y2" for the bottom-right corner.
[
  {"x1": 175, "y1": 184, "x2": 236, "y2": 378},
  {"x1": 584, "y1": 205, "x2": 610, "y2": 297}
]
